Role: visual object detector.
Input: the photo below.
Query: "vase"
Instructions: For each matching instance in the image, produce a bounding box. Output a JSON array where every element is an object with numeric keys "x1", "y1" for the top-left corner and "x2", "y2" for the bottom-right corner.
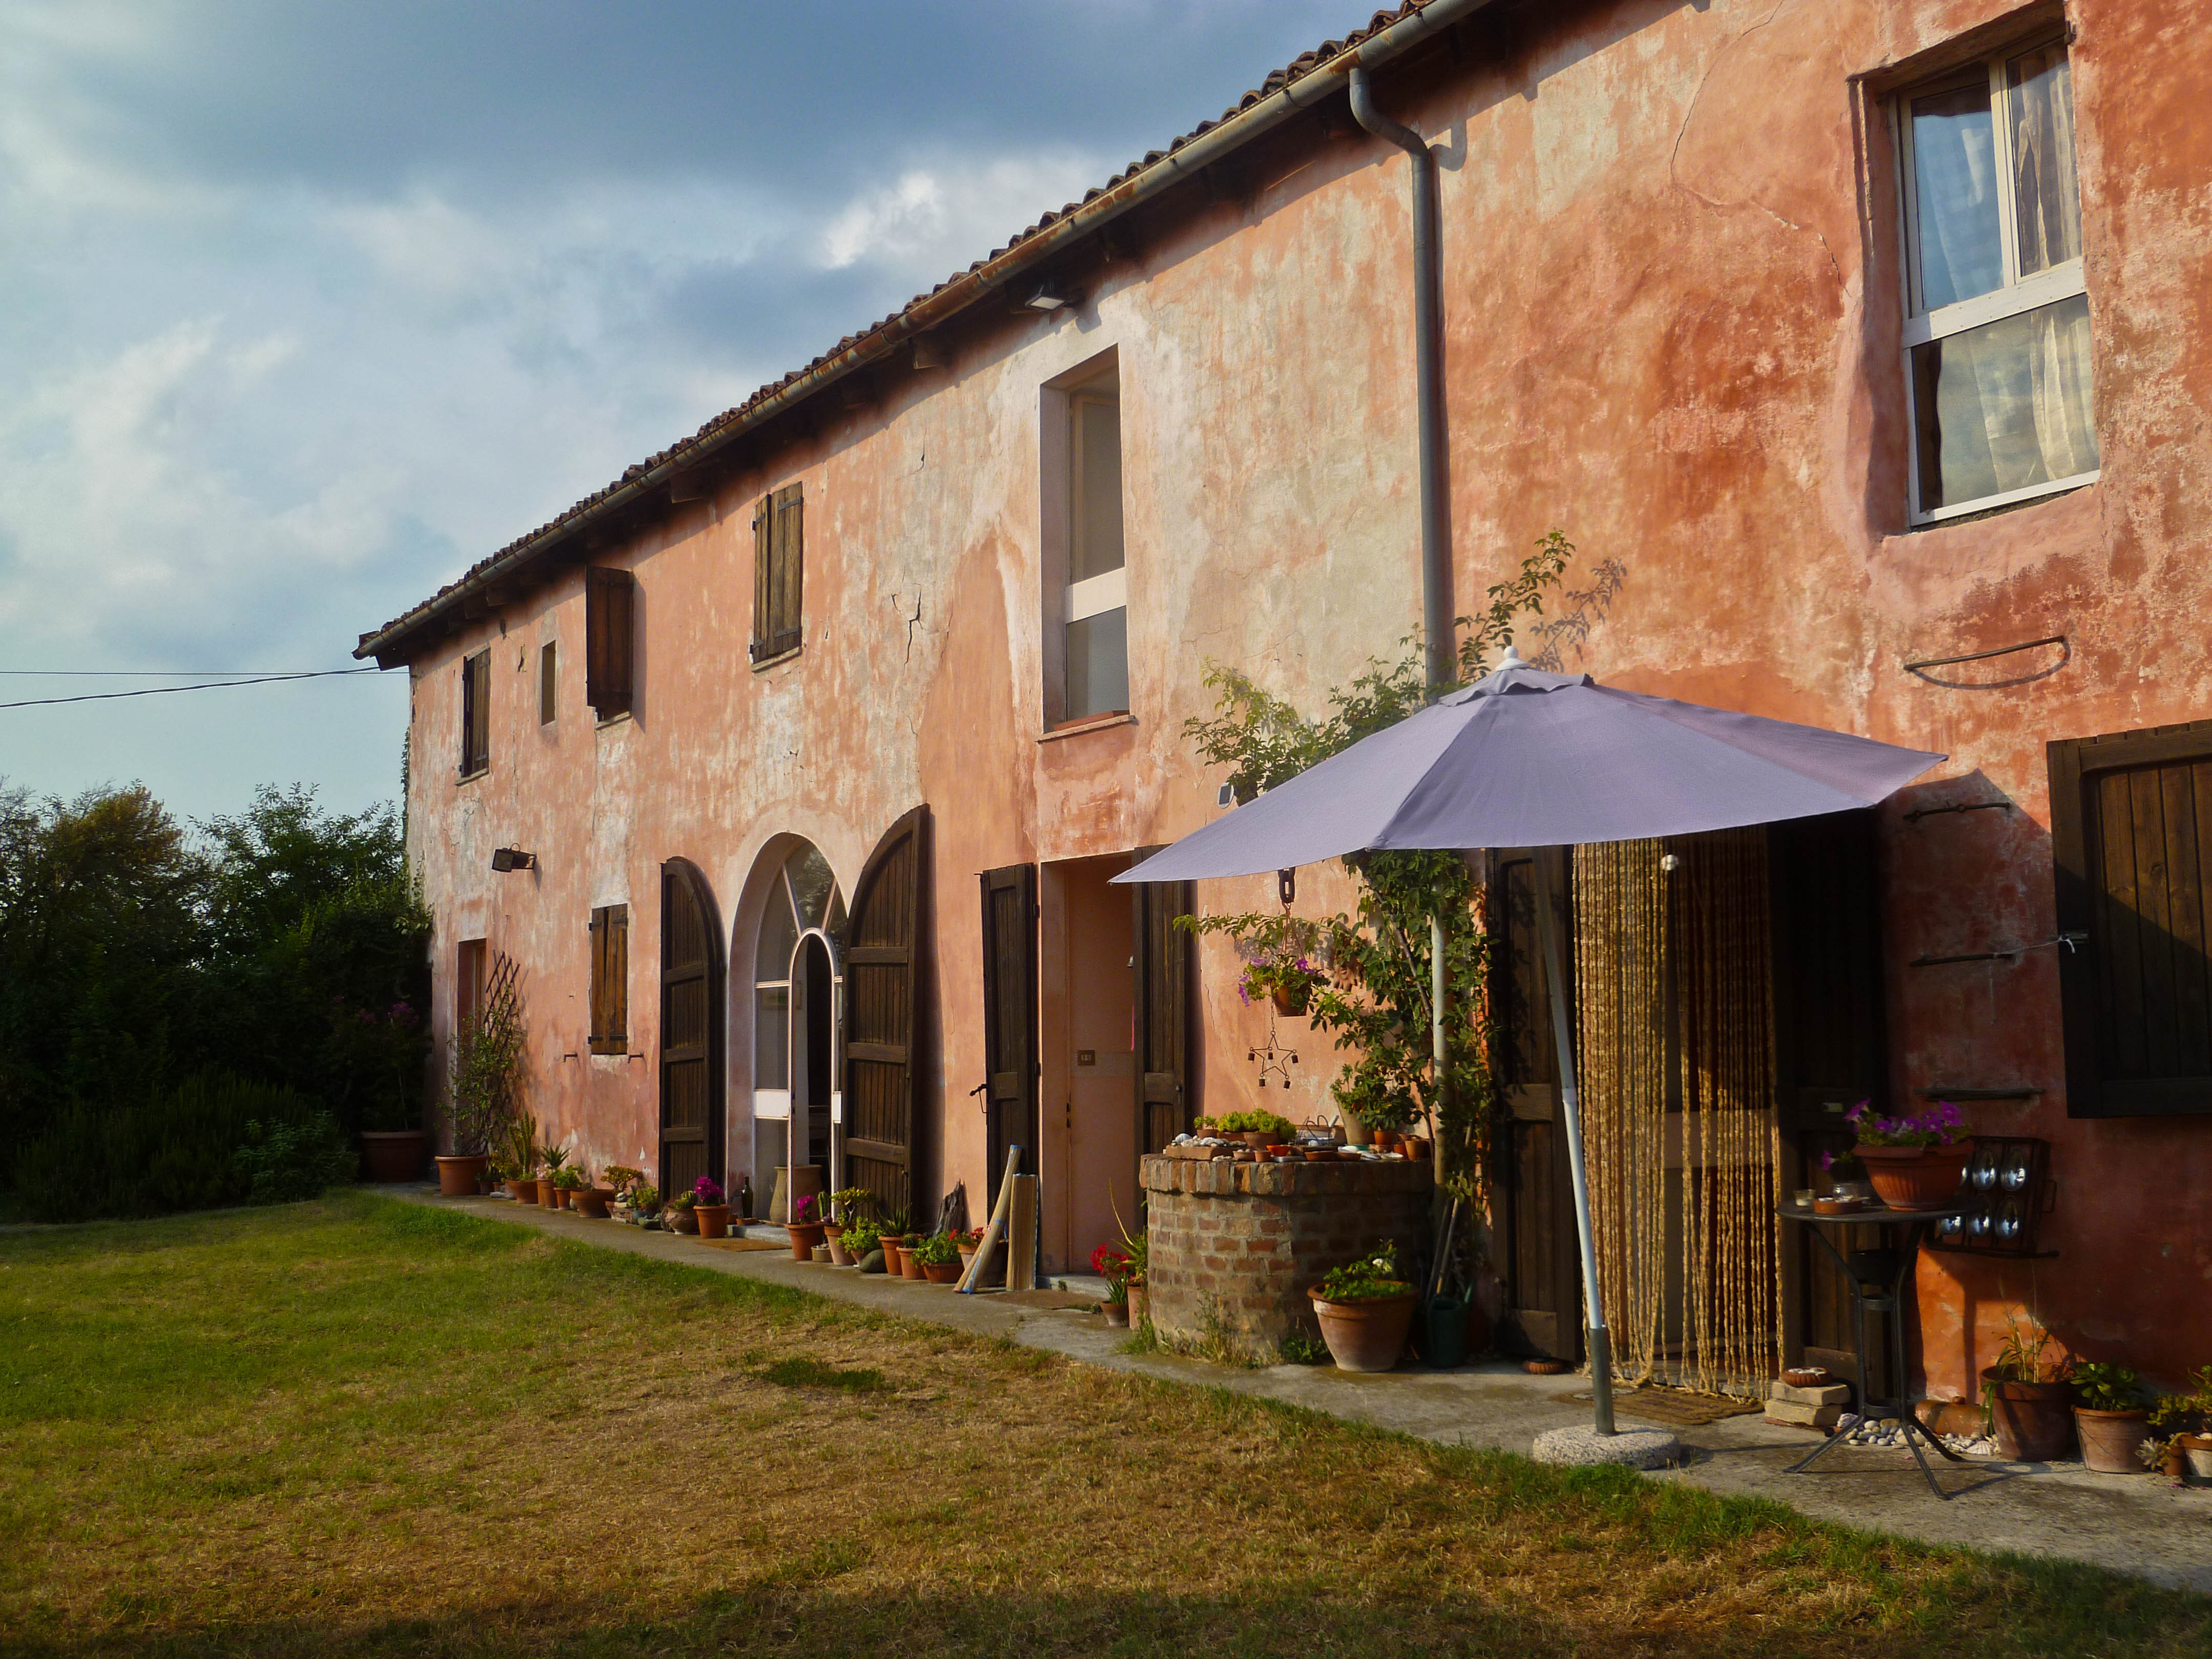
[
  {"x1": 1308, "y1": 1288, "x2": 1416, "y2": 1373},
  {"x1": 879, "y1": 1236, "x2": 907, "y2": 1275},
  {"x1": 1857, "y1": 1142, "x2": 1972, "y2": 1208},
  {"x1": 435, "y1": 1153, "x2": 488, "y2": 1196},
  {"x1": 2074, "y1": 1408, "x2": 2151, "y2": 1474},
  {"x1": 1982, "y1": 1370, "x2": 2074, "y2": 1461},
  {"x1": 358, "y1": 1130, "x2": 429, "y2": 1183},
  {"x1": 695, "y1": 1203, "x2": 731, "y2": 1239},
  {"x1": 768, "y1": 1164, "x2": 824, "y2": 1225},
  {"x1": 2184, "y1": 1434, "x2": 2212, "y2": 1482}
]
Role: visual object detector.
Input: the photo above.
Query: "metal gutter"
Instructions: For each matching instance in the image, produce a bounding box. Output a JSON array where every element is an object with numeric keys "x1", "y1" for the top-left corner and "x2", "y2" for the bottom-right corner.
[{"x1": 359, "y1": 0, "x2": 1499, "y2": 665}]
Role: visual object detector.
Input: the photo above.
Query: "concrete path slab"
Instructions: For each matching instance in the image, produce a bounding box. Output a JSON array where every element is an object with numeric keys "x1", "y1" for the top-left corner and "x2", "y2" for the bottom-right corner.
[{"x1": 395, "y1": 1188, "x2": 2212, "y2": 1592}]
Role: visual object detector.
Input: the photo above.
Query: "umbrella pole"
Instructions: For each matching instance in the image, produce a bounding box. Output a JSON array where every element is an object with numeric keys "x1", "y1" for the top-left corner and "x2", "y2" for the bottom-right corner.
[{"x1": 1532, "y1": 852, "x2": 1615, "y2": 1435}]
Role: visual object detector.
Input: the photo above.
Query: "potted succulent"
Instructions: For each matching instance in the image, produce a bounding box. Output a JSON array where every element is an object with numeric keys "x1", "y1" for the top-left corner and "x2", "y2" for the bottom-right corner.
[
  {"x1": 691, "y1": 1176, "x2": 731, "y2": 1238},
  {"x1": 877, "y1": 1209, "x2": 911, "y2": 1276},
  {"x1": 1981, "y1": 1310, "x2": 2073, "y2": 1462},
  {"x1": 786, "y1": 1192, "x2": 828, "y2": 1261},
  {"x1": 1308, "y1": 1240, "x2": 1417, "y2": 1373},
  {"x1": 666, "y1": 1189, "x2": 699, "y2": 1234},
  {"x1": 604, "y1": 1165, "x2": 645, "y2": 1222},
  {"x1": 830, "y1": 1186, "x2": 876, "y2": 1226},
  {"x1": 537, "y1": 1144, "x2": 569, "y2": 1207},
  {"x1": 1846, "y1": 1098, "x2": 1971, "y2": 1208},
  {"x1": 1214, "y1": 1109, "x2": 1296, "y2": 1150},
  {"x1": 1093, "y1": 1243, "x2": 1135, "y2": 1325},
  {"x1": 911, "y1": 1231, "x2": 963, "y2": 1283},
  {"x1": 2071, "y1": 1362, "x2": 2151, "y2": 1474},
  {"x1": 498, "y1": 1115, "x2": 541, "y2": 1202},
  {"x1": 1330, "y1": 1072, "x2": 1412, "y2": 1147},
  {"x1": 1123, "y1": 1224, "x2": 1150, "y2": 1329}
]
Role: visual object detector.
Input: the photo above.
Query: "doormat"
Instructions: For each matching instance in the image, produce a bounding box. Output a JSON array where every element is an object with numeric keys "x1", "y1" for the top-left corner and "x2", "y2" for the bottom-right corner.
[
  {"x1": 1563, "y1": 1386, "x2": 1765, "y2": 1427},
  {"x1": 696, "y1": 1238, "x2": 791, "y2": 1253}
]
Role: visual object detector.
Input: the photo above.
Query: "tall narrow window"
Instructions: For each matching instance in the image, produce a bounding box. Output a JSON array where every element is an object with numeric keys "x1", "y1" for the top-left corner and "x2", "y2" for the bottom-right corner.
[
  {"x1": 1064, "y1": 384, "x2": 1128, "y2": 720},
  {"x1": 1899, "y1": 37, "x2": 2097, "y2": 522},
  {"x1": 589, "y1": 904, "x2": 628, "y2": 1055},
  {"x1": 539, "y1": 641, "x2": 557, "y2": 725},
  {"x1": 458, "y1": 649, "x2": 490, "y2": 778},
  {"x1": 585, "y1": 568, "x2": 635, "y2": 719},
  {"x1": 751, "y1": 483, "x2": 804, "y2": 663}
]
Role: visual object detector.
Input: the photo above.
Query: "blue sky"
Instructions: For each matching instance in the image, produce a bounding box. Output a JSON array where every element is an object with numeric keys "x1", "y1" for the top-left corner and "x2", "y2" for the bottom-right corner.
[{"x1": 0, "y1": 0, "x2": 1360, "y2": 821}]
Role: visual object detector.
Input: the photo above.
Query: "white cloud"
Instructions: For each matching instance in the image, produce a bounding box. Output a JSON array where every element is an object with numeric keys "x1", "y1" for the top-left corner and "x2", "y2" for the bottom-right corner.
[{"x1": 819, "y1": 153, "x2": 1105, "y2": 275}]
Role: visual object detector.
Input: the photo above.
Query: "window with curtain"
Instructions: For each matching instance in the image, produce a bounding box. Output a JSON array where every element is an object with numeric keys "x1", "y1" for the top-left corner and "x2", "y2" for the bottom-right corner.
[{"x1": 1899, "y1": 37, "x2": 2098, "y2": 523}]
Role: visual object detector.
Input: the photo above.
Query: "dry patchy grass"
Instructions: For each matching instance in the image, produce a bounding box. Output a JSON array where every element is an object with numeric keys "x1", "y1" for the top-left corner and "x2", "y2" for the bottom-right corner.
[{"x1": 0, "y1": 1193, "x2": 2203, "y2": 1658}]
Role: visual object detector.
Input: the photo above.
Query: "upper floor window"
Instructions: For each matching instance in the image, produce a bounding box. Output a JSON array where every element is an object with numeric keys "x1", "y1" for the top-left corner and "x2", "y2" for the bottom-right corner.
[
  {"x1": 585, "y1": 567, "x2": 635, "y2": 720},
  {"x1": 458, "y1": 648, "x2": 490, "y2": 779},
  {"x1": 751, "y1": 483, "x2": 804, "y2": 664},
  {"x1": 539, "y1": 641, "x2": 558, "y2": 725},
  {"x1": 1900, "y1": 36, "x2": 2098, "y2": 523}
]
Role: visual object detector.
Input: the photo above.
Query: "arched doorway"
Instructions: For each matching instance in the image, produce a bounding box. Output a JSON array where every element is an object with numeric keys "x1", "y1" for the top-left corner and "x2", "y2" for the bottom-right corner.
[
  {"x1": 748, "y1": 842, "x2": 846, "y2": 1216},
  {"x1": 660, "y1": 858, "x2": 725, "y2": 1203}
]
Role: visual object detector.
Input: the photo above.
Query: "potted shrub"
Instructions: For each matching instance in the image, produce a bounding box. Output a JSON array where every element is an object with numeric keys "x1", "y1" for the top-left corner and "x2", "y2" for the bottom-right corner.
[
  {"x1": 688, "y1": 1176, "x2": 731, "y2": 1238},
  {"x1": 1846, "y1": 1098, "x2": 1972, "y2": 1208},
  {"x1": 1331, "y1": 1072, "x2": 1413, "y2": 1148},
  {"x1": 2071, "y1": 1362, "x2": 2151, "y2": 1474},
  {"x1": 1981, "y1": 1310, "x2": 2073, "y2": 1462},
  {"x1": 1093, "y1": 1243, "x2": 1135, "y2": 1325},
  {"x1": 604, "y1": 1165, "x2": 644, "y2": 1222},
  {"x1": 666, "y1": 1190, "x2": 698, "y2": 1234},
  {"x1": 911, "y1": 1231, "x2": 963, "y2": 1283},
  {"x1": 1308, "y1": 1240, "x2": 1417, "y2": 1373},
  {"x1": 838, "y1": 1216, "x2": 880, "y2": 1268},
  {"x1": 1121, "y1": 1221, "x2": 1150, "y2": 1329},
  {"x1": 830, "y1": 1186, "x2": 876, "y2": 1226},
  {"x1": 786, "y1": 1192, "x2": 828, "y2": 1260}
]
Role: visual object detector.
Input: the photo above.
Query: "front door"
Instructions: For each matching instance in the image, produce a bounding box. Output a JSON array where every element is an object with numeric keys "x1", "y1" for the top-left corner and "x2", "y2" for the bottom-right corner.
[
  {"x1": 659, "y1": 859, "x2": 724, "y2": 1202},
  {"x1": 841, "y1": 806, "x2": 930, "y2": 1221}
]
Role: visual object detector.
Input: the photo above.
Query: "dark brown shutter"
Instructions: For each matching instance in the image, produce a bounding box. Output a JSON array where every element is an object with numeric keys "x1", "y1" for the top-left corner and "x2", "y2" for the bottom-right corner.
[
  {"x1": 458, "y1": 654, "x2": 476, "y2": 777},
  {"x1": 459, "y1": 650, "x2": 490, "y2": 776},
  {"x1": 2051, "y1": 720, "x2": 2212, "y2": 1117},
  {"x1": 841, "y1": 805, "x2": 930, "y2": 1218},
  {"x1": 751, "y1": 496, "x2": 772, "y2": 660},
  {"x1": 1131, "y1": 853, "x2": 1195, "y2": 1156},
  {"x1": 1485, "y1": 846, "x2": 1581, "y2": 1363},
  {"x1": 660, "y1": 860, "x2": 724, "y2": 1201},
  {"x1": 589, "y1": 904, "x2": 629, "y2": 1055},
  {"x1": 585, "y1": 567, "x2": 635, "y2": 718},
  {"x1": 750, "y1": 485, "x2": 804, "y2": 662},
  {"x1": 539, "y1": 641, "x2": 557, "y2": 725},
  {"x1": 980, "y1": 863, "x2": 1038, "y2": 1214}
]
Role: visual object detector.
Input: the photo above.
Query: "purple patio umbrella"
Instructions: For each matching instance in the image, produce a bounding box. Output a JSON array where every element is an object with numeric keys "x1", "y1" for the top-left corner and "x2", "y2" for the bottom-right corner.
[{"x1": 1116, "y1": 647, "x2": 1944, "y2": 1435}]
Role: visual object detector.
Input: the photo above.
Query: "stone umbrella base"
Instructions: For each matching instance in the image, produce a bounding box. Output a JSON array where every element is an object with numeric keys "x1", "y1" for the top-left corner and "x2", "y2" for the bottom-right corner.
[{"x1": 1532, "y1": 1426, "x2": 1682, "y2": 1469}]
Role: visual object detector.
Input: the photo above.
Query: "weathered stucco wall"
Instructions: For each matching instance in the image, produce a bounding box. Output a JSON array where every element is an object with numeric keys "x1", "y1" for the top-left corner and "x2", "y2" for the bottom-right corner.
[{"x1": 402, "y1": 0, "x2": 2211, "y2": 1393}]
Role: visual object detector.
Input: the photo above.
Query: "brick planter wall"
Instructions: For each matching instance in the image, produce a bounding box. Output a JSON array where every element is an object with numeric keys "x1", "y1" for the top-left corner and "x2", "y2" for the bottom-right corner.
[{"x1": 1140, "y1": 1155, "x2": 1434, "y2": 1364}]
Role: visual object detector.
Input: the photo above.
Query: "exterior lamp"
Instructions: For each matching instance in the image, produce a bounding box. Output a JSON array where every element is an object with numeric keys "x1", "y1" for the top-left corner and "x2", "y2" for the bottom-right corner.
[
  {"x1": 491, "y1": 847, "x2": 537, "y2": 873},
  {"x1": 1024, "y1": 279, "x2": 1076, "y2": 311}
]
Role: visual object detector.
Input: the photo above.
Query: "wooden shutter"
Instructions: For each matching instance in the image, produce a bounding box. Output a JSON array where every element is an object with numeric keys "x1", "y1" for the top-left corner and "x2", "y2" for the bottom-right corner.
[
  {"x1": 750, "y1": 484, "x2": 804, "y2": 662},
  {"x1": 2051, "y1": 720, "x2": 2212, "y2": 1117},
  {"x1": 980, "y1": 864, "x2": 1039, "y2": 1215},
  {"x1": 660, "y1": 860, "x2": 724, "y2": 1201},
  {"x1": 585, "y1": 567, "x2": 635, "y2": 718},
  {"x1": 1485, "y1": 847, "x2": 1582, "y2": 1363},
  {"x1": 1131, "y1": 854, "x2": 1195, "y2": 1157},
  {"x1": 539, "y1": 641, "x2": 557, "y2": 725},
  {"x1": 459, "y1": 650, "x2": 490, "y2": 777},
  {"x1": 841, "y1": 805, "x2": 930, "y2": 1218},
  {"x1": 589, "y1": 904, "x2": 629, "y2": 1055}
]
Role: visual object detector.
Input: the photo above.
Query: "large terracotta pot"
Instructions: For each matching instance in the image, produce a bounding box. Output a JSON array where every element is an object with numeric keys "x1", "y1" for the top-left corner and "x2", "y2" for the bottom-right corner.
[
  {"x1": 786, "y1": 1220, "x2": 826, "y2": 1260},
  {"x1": 901, "y1": 1248, "x2": 927, "y2": 1281},
  {"x1": 358, "y1": 1130, "x2": 429, "y2": 1183},
  {"x1": 1309, "y1": 1288, "x2": 1416, "y2": 1373},
  {"x1": 504, "y1": 1178, "x2": 536, "y2": 1202},
  {"x1": 767, "y1": 1164, "x2": 824, "y2": 1225},
  {"x1": 1857, "y1": 1142, "x2": 1972, "y2": 1208},
  {"x1": 572, "y1": 1186, "x2": 611, "y2": 1220},
  {"x1": 435, "y1": 1153, "x2": 488, "y2": 1196},
  {"x1": 1983, "y1": 1370, "x2": 2075, "y2": 1461},
  {"x1": 694, "y1": 1202, "x2": 730, "y2": 1238},
  {"x1": 879, "y1": 1236, "x2": 908, "y2": 1275},
  {"x1": 922, "y1": 1261, "x2": 962, "y2": 1284},
  {"x1": 667, "y1": 1206, "x2": 698, "y2": 1235},
  {"x1": 536, "y1": 1176, "x2": 558, "y2": 1207},
  {"x1": 2075, "y1": 1408, "x2": 2151, "y2": 1474}
]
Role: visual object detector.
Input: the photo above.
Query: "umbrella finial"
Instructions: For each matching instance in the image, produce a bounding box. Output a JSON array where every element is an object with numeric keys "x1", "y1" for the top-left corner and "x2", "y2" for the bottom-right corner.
[{"x1": 1499, "y1": 642, "x2": 1523, "y2": 665}]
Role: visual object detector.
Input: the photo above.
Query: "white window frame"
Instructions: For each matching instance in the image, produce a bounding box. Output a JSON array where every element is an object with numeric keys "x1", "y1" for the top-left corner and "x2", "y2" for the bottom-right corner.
[{"x1": 1895, "y1": 35, "x2": 2097, "y2": 525}]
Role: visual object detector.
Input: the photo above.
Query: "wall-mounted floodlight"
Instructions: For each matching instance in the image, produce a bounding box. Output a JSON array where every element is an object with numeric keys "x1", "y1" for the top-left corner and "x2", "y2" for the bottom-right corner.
[
  {"x1": 1024, "y1": 279, "x2": 1077, "y2": 311},
  {"x1": 491, "y1": 847, "x2": 537, "y2": 873}
]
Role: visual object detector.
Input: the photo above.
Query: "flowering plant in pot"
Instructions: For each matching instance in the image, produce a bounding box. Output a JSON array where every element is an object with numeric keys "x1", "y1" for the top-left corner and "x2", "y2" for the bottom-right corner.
[
  {"x1": 1846, "y1": 1099, "x2": 1970, "y2": 1207},
  {"x1": 1092, "y1": 1243, "x2": 1135, "y2": 1324},
  {"x1": 1980, "y1": 1309, "x2": 2073, "y2": 1462},
  {"x1": 692, "y1": 1176, "x2": 731, "y2": 1238},
  {"x1": 1239, "y1": 952, "x2": 1324, "y2": 1017},
  {"x1": 786, "y1": 1192, "x2": 828, "y2": 1260},
  {"x1": 2070, "y1": 1362, "x2": 2151, "y2": 1475},
  {"x1": 1308, "y1": 1241, "x2": 1417, "y2": 1373},
  {"x1": 911, "y1": 1231, "x2": 963, "y2": 1283}
]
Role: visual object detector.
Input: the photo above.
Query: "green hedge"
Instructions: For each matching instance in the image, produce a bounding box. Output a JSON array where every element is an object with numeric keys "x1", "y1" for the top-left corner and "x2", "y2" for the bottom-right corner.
[{"x1": 9, "y1": 1071, "x2": 355, "y2": 1222}]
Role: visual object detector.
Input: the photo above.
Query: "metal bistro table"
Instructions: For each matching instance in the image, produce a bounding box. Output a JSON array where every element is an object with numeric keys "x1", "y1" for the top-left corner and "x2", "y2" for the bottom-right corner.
[{"x1": 1773, "y1": 1195, "x2": 1989, "y2": 1500}]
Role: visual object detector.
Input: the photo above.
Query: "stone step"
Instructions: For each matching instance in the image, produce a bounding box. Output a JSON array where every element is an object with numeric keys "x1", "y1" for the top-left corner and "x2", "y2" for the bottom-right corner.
[{"x1": 1770, "y1": 1380, "x2": 1851, "y2": 1406}]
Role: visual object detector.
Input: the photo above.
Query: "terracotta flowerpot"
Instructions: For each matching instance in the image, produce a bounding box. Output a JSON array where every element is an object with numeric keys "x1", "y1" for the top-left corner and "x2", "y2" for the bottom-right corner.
[
  {"x1": 358, "y1": 1130, "x2": 429, "y2": 1183},
  {"x1": 2075, "y1": 1407, "x2": 2151, "y2": 1474},
  {"x1": 2182, "y1": 1434, "x2": 2212, "y2": 1483},
  {"x1": 1101, "y1": 1301, "x2": 1130, "y2": 1327},
  {"x1": 573, "y1": 1186, "x2": 613, "y2": 1220},
  {"x1": 1308, "y1": 1288, "x2": 1416, "y2": 1373},
  {"x1": 901, "y1": 1248, "x2": 927, "y2": 1281},
  {"x1": 828, "y1": 1237, "x2": 855, "y2": 1266},
  {"x1": 668, "y1": 1206, "x2": 698, "y2": 1235},
  {"x1": 1270, "y1": 981, "x2": 1311, "y2": 1017},
  {"x1": 1857, "y1": 1142, "x2": 1972, "y2": 1208},
  {"x1": 922, "y1": 1261, "x2": 962, "y2": 1284},
  {"x1": 787, "y1": 1220, "x2": 827, "y2": 1261},
  {"x1": 435, "y1": 1153, "x2": 489, "y2": 1196},
  {"x1": 1126, "y1": 1283, "x2": 1148, "y2": 1328},
  {"x1": 1342, "y1": 1117, "x2": 1372, "y2": 1147},
  {"x1": 1982, "y1": 1370, "x2": 2075, "y2": 1461},
  {"x1": 505, "y1": 1178, "x2": 536, "y2": 1202},
  {"x1": 695, "y1": 1203, "x2": 731, "y2": 1239},
  {"x1": 1402, "y1": 1137, "x2": 1431, "y2": 1162},
  {"x1": 537, "y1": 1176, "x2": 558, "y2": 1207}
]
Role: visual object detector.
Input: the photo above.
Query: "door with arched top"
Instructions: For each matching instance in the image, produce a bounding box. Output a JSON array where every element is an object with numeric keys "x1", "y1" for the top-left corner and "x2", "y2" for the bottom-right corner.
[{"x1": 660, "y1": 858, "x2": 725, "y2": 1202}]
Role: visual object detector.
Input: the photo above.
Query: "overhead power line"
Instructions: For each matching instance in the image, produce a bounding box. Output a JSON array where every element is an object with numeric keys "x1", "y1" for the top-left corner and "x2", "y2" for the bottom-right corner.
[
  {"x1": 0, "y1": 668, "x2": 363, "y2": 677},
  {"x1": 0, "y1": 668, "x2": 383, "y2": 711}
]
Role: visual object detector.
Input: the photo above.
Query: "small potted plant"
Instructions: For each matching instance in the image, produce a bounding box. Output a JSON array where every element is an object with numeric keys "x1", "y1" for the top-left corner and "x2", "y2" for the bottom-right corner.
[
  {"x1": 551, "y1": 1164, "x2": 586, "y2": 1209},
  {"x1": 666, "y1": 1189, "x2": 698, "y2": 1234},
  {"x1": 2150, "y1": 1365, "x2": 2212, "y2": 1483},
  {"x1": 626, "y1": 1180, "x2": 662, "y2": 1226},
  {"x1": 1093, "y1": 1243, "x2": 1135, "y2": 1325},
  {"x1": 692, "y1": 1176, "x2": 731, "y2": 1238},
  {"x1": 829, "y1": 1186, "x2": 876, "y2": 1226},
  {"x1": 537, "y1": 1144, "x2": 570, "y2": 1207},
  {"x1": 786, "y1": 1192, "x2": 828, "y2": 1261},
  {"x1": 1122, "y1": 1224, "x2": 1150, "y2": 1329},
  {"x1": 1846, "y1": 1098, "x2": 1971, "y2": 1208},
  {"x1": 1981, "y1": 1309, "x2": 2073, "y2": 1461},
  {"x1": 910, "y1": 1231, "x2": 963, "y2": 1284},
  {"x1": 1239, "y1": 951, "x2": 1324, "y2": 1017},
  {"x1": 839, "y1": 1215, "x2": 881, "y2": 1267},
  {"x1": 2071, "y1": 1361, "x2": 2151, "y2": 1474},
  {"x1": 604, "y1": 1165, "x2": 644, "y2": 1222},
  {"x1": 573, "y1": 1169, "x2": 614, "y2": 1219},
  {"x1": 1307, "y1": 1240, "x2": 1416, "y2": 1372},
  {"x1": 877, "y1": 1210, "x2": 911, "y2": 1276}
]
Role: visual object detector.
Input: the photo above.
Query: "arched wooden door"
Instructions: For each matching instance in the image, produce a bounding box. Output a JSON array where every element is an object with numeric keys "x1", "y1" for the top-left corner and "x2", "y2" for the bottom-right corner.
[
  {"x1": 660, "y1": 858, "x2": 725, "y2": 1202},
  {"x1": 842, "y1": 805, "x2": 929, "y2": 1220}
]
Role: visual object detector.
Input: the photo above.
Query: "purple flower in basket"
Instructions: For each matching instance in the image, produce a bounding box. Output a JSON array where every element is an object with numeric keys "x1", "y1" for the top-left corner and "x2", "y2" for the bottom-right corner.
[{"x1": 693, "y1": 1176, "x2": 724, "y2": 1206}]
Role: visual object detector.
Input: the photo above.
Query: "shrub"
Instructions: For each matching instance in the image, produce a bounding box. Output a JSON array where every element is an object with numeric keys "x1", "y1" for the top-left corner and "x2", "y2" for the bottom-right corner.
[{"x1": 233, "y1": 1112, "x2": 357, "y2": 1204}]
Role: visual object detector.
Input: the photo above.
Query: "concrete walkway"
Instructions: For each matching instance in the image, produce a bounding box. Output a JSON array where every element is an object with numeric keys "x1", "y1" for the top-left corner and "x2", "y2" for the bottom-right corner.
[{"x1": 395, "y1": 1187, "x2": 2212, "y2": 1592}]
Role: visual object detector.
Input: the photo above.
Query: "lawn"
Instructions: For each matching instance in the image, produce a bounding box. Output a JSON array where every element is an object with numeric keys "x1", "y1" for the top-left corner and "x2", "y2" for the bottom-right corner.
[{"x1": 1, "y1": 1195, "x2": 2204, "y2": 1658}]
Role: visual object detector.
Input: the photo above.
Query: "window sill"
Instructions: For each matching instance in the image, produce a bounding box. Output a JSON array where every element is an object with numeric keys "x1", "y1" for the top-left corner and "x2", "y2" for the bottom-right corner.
[
  {"x1": 750, "y1": 645, "x2": 803, "y2": 674},
  {"x1": 593, "y1": 709, "x2": 633, "y2": 731},
  {"x1": 456, "y1": 767, "x2": 488, "y2": 786},
  {"x1": 1039, "y1": 711, "x2": 1135, "y2": 743},
  {"x1": 1908, "y1": 472, "x2": 2097, "y2": 530}
]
